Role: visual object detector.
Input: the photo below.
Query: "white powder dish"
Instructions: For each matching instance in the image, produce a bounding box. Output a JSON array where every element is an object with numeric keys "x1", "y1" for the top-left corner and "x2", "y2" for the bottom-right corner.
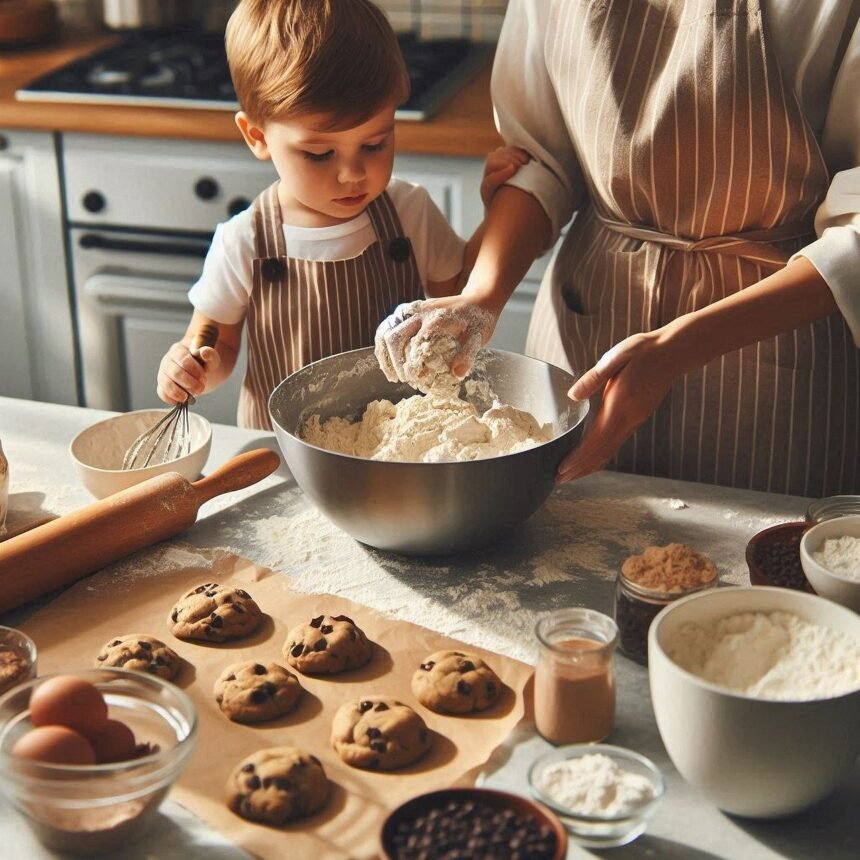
[
  {"x1": 666, "y1": 611, "x2": 860, "y2": 700},
  {"x1": 813, "y1": 536, "x2": 860, "y2": 581}
]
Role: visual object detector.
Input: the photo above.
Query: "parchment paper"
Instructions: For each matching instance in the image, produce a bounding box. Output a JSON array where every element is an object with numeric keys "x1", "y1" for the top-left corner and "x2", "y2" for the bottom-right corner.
[{"x1": 20, "y1": 546, "x2": 533, "y2": 859}]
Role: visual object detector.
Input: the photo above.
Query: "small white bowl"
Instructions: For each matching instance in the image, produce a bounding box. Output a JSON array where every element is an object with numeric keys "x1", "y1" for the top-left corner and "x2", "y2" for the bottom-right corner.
[
  {"x1": 800, "y1": 515, "x2": 860, "y2": 612},
  {"x1": 527, "y1": 744, "x2": 664, "y2": 848},
  {"x1": 649, "y1": 586, "x2": 860, "y2": 818},
  {"x1": 70, "y1": 410, "x2": 211, "y2": 499}
]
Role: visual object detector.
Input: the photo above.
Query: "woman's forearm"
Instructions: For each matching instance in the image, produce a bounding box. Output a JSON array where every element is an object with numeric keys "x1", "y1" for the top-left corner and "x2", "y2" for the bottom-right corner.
[
  {"x1": 463, "y1": 185, "x2": 553, "y2": 314},
  {"x1": 665, "y1": 256, "x2": 839, "y2": 373}
]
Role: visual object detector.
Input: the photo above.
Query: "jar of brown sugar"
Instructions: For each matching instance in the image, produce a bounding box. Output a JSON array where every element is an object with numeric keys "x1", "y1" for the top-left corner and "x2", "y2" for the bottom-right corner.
[
  {"x1": 534, "y1": 608, "x2": 618, "y2": 746},
  {"x1": 614, "y1": 543, "x2": 718, "y2": 665}
]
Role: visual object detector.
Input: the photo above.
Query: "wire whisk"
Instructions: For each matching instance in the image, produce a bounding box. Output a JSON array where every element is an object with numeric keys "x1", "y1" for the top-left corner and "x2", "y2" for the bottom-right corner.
[{"x1": 122, "y1": 323, "x2": 219, "y2": 470}]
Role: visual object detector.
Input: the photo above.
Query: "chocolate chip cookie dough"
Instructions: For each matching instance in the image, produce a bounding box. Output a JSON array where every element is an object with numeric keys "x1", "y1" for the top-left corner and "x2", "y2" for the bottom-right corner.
[
  {"x1": 95, "y1": 634, "x2": 182, "y2": 681},
  {"x1": 214, "y1": 661, "x2": 302, "y2": 723},
  {"x1": 331, "y1": 696, "x2": 432, "y2": 770},
  {"x1": 168, "y1": 583, "x2": 262, "y2": 643},
  {"x1": 283, "y1": 614, "x2": 372, "y2": 675},
  {"x1": 227, "y1": 746, "x2": 328, "y2": 826},
  {"x1": 412, "y1": 650, "x2": 502, "y2": 714}
]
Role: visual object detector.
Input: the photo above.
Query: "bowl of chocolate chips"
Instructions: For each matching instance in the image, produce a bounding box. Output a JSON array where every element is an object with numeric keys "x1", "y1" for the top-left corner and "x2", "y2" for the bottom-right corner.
[
  {"x1": 380, "y1": 787, "x2": 567, "y2": 860},
  {"x1": 746, "y1": 521, "x2": 814, "y2": 593}
]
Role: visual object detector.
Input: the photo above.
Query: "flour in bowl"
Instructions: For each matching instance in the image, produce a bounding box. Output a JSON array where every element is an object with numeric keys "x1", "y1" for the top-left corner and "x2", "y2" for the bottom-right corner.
[
  {"x1": 813, "y1": 536, "x2": 860, "y2": 580},
  {"x1": 302, "y1": 336, "x2": 553, "y2": 463},
  {"x1": 666, "y1": 611, "x2": 860, "y2": 700}
]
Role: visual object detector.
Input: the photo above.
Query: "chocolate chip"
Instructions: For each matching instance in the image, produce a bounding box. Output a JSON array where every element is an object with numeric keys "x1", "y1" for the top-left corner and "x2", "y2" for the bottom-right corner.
[
  {"x1": 453, "y1": 652, "x2": 465, "y2": 657},
  {"x1": 360, "y1": 701, "x2": 373, "y2": 712},
  {"x1": 274, "y1": 777, "x2": 290, "y2": 791},
  {"x1": 110, "y1": 639, "x2": 121, "y2": 647},
  {"x1": 210, "y1": 614, "x2": 224, "y2": 628},
  {"x1": 332, "y1": 614, "x2": 354, "y2": 625},
  {"x1": 193, "y1": 585, "x2": 207, "y2": 594},
  {"x1": 370, "y1": 740, "x2": 386, "y2": 752},
  {"x1": 226, "y1": 673, "x2": 236, "y2": 681},
  {"x1": 247, "y1": 775, "x2": 261, "y2": 790},
  {"x1": 459, "y1": 661, "x2": 475, "y2": 673},
  {"x1": 420, "y1": 661, "x2": 435, "y2": 671},
  {"x1": 321, "y1": 624, "x2": 333, "y2": 634},
  {"x1": 235, "y1": 604, "x2": 246, "y2": 613},
  {"x1": 375, "y1": 702, "x2": 389, "y2": 712},
  {"x1": 236, "y1": 589, "x2": 250, "y2": 599},
  {"x1": 457, "y1": 680, "x2": 472, "y2": 695},
  {"x1": 154, "y1": 655, "x2": 165, "y2": 665},
  {"x1": 253, "y1": 664, "x2": 266, "y2": 675},
  {"x1": 366, "y1": 727, "x2": 382, "y2": 739},
  {"x1": 171, "y1": 610, "x2": 178, "y2": 622},
  {"x1": 313, "y1": 638, "x2": 327, "y2": 652},
  {"x1": 486, "y1": 681, "x2": 496, "y2": 698},
  {"x1": 250, "y1": 686, "x2": 271, "y2": 703},
  {"x1": 223, "y1": 595, "x2": 233, "y2": 603},
  {"x1": 147, "y1": 663, "x2": 158, "y2": 673},
  {"x1": 205, "y1": 590, "x2": 217, "y2": 597},
  {"x1": 290, "y1": 643, "x2": 303, "y2": 658},
  {"x1": 97, "y1": 655, "x2": 105, "y2": 661},
  {"x1": 309, "y1": 615, "x2": 324, "y2": 628}
]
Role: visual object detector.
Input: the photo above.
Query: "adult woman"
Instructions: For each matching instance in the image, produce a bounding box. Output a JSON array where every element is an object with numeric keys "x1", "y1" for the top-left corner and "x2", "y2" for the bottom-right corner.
[{"x1": 376, "y1": 0, "x2": 859, "y2": 497}]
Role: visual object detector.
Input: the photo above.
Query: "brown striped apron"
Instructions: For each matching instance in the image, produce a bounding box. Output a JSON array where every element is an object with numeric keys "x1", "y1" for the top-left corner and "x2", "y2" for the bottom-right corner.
[
  {"x1": 526, "y1": 0, "x2": 859, "y2": 496},
  {"x1": 240, "y1": 183, "x2": 422, "y2": 429}
]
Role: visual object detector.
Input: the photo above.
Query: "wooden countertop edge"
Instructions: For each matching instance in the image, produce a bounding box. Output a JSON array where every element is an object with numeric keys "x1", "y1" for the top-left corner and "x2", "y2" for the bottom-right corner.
[{"x1": 0, "y1": 30, "x2": 503, "y2": 158}]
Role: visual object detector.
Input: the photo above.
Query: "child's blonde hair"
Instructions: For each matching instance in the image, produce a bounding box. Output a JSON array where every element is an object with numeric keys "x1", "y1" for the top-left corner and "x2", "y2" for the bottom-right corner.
[{"x1": 226, "y1": 0, "x2": 410, "y2": 128}]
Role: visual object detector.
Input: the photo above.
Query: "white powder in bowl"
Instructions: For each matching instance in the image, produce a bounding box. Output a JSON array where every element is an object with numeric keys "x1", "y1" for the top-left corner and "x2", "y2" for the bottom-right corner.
[
  {"x1": 667, "y1": 611, "x2": 860, "y2": 700},
  {"x1": 813, "y1": 536, "x2": 860, "y2": 581},
  {"x1": 536, "y1": 753, "x2": 656, "y2": 817}
]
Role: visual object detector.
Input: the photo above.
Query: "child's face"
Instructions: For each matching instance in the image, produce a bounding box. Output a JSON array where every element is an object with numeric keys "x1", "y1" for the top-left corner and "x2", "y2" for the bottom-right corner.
[{"x1": 240, "y1": 104, "x2": 396, "y2": 227}]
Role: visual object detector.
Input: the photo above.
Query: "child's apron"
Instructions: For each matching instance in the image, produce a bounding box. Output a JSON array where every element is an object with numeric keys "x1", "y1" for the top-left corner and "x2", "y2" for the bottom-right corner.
[
  {"x1": 526, "y1": 0, "x2": 858, "y2": 496},
  {"x1": 239, "y1": 184, "x2": 422, "y2": 430}
]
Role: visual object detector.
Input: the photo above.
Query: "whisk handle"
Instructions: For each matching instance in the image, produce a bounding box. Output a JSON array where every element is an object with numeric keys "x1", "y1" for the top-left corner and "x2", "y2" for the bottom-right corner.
[
  {"x1": 190, "y1": 322, "x2": 219, "y2": 356},
  {"x1": 192, "y1": 448, "x2": 281, "y2": 504}
]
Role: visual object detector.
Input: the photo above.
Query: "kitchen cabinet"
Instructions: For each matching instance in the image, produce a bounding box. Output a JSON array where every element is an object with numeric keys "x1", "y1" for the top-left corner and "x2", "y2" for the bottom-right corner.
[{"x1": 0, "y1": 130, "x2": 78, "y2": 405}]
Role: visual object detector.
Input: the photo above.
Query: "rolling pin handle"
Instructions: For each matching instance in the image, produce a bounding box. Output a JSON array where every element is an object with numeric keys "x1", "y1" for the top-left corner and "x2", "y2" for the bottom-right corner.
[{"x1": 192, "y1": 448, "x2": 280, "y2": 504}]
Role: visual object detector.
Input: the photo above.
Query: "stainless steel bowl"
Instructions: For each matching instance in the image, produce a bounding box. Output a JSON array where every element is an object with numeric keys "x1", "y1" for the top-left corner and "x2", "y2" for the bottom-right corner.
[{"x1": 269, "y1": 347, "x2": 588, "y2": 555}]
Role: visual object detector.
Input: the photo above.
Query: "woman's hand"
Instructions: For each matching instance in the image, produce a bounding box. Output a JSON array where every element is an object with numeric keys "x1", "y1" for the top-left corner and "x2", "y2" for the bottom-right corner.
[
  {"x1": 557, "y1": 328, "x2": 685, "y2": 483},
  {"x1": 156, "y1": 342, "x2": 220, "y2": 405},
  {"x1": 374, "y1": 295, "x2": 497, "y2": 383},
  {"x1": 481, "y1": 146, "x2": 530, "y2": 208}
]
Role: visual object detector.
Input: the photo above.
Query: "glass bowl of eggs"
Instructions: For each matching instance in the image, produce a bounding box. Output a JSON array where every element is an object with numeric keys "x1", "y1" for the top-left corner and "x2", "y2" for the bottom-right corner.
[{"x1": 0, "y1": 669, "x2": 197, "y2": 856}]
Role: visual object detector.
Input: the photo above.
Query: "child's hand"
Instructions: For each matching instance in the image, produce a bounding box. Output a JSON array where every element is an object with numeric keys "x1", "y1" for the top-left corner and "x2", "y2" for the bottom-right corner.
[
  {"x1": 481, "y1": 146, "x2": 530, "y2": 208},
  {"x1": 156, "y1": 342, "x2": 220, "y2": 405}
]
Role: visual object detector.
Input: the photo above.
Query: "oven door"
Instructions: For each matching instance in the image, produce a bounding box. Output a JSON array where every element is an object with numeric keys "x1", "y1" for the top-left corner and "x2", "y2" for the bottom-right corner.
[{"x1": 70, "y1": 228, "x2": 245, "y2": 424}]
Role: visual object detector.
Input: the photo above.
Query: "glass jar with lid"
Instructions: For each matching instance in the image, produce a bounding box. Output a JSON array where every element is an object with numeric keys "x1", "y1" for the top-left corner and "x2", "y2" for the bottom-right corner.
[
  {"x1": 806, "y1": 496, "x2": 860, "y2": 523},
  {"x1": 613, "y1": 544, "x2": 718, "y2": 665}
]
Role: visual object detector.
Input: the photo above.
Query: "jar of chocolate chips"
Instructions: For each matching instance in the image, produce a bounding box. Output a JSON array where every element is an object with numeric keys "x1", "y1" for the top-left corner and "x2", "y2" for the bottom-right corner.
[{"x1": 614, "y1": 543, "x2": 718, "y2": 665}]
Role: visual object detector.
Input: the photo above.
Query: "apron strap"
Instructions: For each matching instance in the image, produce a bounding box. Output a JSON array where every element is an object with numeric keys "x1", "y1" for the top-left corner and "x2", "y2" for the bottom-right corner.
[{"x1": 252, "y1": 181, "x2": 287, "y2": 261}]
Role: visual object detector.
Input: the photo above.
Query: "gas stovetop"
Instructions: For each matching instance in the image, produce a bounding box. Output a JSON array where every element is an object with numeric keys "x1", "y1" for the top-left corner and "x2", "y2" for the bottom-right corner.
[{"x1": 16, "y1": 30, "x2": 491, "y2": 121}]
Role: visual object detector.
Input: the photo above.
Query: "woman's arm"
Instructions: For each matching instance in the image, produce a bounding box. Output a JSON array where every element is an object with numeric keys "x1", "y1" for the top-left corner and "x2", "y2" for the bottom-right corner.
[{"x1": 557, "y1": 257, "x2": 840, "y2": 482}]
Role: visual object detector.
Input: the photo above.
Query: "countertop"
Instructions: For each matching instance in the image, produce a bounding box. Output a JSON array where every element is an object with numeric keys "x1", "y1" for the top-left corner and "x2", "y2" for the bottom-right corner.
[
  {"x1": 0, "y1": 397, "x2": 857, "y2": 860},
  {"x1": 0, "y1": 28, "x2": 502, "y2": 157}
]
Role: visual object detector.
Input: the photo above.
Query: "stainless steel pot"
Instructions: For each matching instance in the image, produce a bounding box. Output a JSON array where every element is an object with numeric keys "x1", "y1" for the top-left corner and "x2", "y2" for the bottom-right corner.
[
  {"x1": 269, "y1": 347, "x2": 588, "y2": 556},
  {"x1": 101, "y1": 0, "x2": 233, "y2": 31}
]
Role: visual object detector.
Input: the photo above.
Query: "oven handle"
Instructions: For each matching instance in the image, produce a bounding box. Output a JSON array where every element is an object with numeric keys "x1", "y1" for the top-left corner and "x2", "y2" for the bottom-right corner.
[
  {"x1": 79, "y1": 232, "x2": 211, "y2": 259},
  {"x1": 83, "y1": 273, "x2": 195, "y2": 315}
]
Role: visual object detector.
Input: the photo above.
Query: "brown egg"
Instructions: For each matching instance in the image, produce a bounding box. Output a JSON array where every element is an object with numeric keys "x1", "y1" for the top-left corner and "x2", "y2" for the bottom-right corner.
[
  {"x1": 12, "y1": 725, "x2": 96, "y2": 765},
  {"x1": 29, "y1": 676, "x2": 109, "y2": 738},
  {"x1": 90, "y1": 719, "x2": 136, "y2": 763}
]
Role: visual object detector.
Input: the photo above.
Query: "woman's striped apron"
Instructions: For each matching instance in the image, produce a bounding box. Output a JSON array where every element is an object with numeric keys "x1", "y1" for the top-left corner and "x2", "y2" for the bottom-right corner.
[
  {"x1": 239, "y1": 183, "x2": 423, "y2": 429},
  {"x1": 526, "y1": 0, "x2": 858, "y2": 496}
]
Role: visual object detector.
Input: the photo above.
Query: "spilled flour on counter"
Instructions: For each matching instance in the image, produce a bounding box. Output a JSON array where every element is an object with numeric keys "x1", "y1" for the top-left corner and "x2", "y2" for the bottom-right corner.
[{"x1": 302, "y1": 335, "x2": 552, "y2": 462}]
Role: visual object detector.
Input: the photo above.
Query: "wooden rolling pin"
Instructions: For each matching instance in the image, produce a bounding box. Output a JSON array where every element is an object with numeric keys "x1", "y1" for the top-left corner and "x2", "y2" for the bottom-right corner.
[{"x1": 0, "y1": 448, "x2": 280, "y2": 614}]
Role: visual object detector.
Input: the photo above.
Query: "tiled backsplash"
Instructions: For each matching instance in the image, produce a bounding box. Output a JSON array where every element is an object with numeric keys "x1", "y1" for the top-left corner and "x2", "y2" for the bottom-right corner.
[{"x1": 55, "y1": 0, "x2": 507, "y2": 43}]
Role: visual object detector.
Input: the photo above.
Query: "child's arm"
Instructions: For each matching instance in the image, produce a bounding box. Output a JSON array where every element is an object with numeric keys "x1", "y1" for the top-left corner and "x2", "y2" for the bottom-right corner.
[
  {"x1": 425, "y1": 146, "x2": 530, "y2": 298},
  {"x1": 157, "y1": 310, "x2": 243, "y2": 405}
]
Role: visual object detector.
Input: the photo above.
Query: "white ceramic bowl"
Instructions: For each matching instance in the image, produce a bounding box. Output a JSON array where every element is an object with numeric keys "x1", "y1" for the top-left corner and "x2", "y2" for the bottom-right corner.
[
  {"x1": 69, "y1": 410, "x2": 211, "y2": 499},
  {"x1": 527, "y1": 744, "x2": 664, "y2": 848},
  {"x1": 649, "y1": 586, "x2": 860, "y2": 818},
  {"x1": 800, "y1": 515, "x2": 860, "y2": 612}
]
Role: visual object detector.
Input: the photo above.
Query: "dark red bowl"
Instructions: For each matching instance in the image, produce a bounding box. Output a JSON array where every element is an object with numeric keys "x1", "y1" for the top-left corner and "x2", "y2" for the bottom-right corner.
[
  {"x1": 745, "y1": 521, "x2": 815, "y2": 593},
  {"x1": 380, "y1": 787, "x2": 568, "y2": 860}
]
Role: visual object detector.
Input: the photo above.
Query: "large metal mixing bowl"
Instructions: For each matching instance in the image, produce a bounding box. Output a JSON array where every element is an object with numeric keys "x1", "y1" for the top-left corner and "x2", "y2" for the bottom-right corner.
[{"x1": 269, "y1": 347, "x2": 588, "y2": 555}]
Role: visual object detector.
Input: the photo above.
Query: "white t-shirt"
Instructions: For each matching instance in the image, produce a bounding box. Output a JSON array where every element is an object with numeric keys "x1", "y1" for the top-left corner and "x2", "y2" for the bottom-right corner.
[
  {"x1": 493, "y1": 0, "x2": 860, "y2": 345},
  {"x1": 189, "y1": 177, "x2": 466, "y2": 324}
]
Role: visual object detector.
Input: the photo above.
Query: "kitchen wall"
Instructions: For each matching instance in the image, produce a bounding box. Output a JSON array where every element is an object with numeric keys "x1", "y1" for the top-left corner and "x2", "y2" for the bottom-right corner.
[{"x1": 54, "y1": 0, "x2": 508, "y2": 42}]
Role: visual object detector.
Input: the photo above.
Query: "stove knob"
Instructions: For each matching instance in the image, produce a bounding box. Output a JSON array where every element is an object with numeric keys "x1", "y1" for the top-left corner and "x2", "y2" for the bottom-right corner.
[
  {"x1": 82, "y1": 191, "x2": 106, "y2": 214},
  {"x1": 195, "y1": 177, "x2": 220, "y2": 201},
  {"x1": 227, "y1": 197, "x2": 251, "y2": 217}
]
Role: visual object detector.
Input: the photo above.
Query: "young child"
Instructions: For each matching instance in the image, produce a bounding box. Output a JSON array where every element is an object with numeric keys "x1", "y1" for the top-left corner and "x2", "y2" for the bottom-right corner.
[{"x1": 157, "y1": 0, "x2": 524, "y2": 429}]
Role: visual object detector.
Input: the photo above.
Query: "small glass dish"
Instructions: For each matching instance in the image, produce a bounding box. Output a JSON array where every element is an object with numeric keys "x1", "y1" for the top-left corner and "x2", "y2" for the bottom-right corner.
[
  {"x1": 806, "y1": 495, "x2": 860, "y2": 523},
  {"x1": 527, "y1": 743, "x2": 664, "y2": 848},
  {"x1": 0, "y1": 626, "x2": 37, "y2": 697},
  {"x1": 0, "y1": 668, "x2": 197, "y2": 856}
]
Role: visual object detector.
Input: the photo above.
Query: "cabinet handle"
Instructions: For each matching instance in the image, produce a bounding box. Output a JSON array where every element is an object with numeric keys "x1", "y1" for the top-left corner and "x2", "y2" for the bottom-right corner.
[{"x1": 79, "y1": 233, "x2": 210, "y2": 259}]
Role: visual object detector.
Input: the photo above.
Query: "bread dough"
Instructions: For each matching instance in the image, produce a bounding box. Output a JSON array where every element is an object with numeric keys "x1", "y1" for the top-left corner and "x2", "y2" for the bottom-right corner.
[
  {"x1": 283, "y1": 614, "x2": 372, "y2": 675},
  {"x1": 95, "y1": 634, "x2": 181, "y2": 681},
  {"x1": 331, "y1": 696, "x2": 432, "y2": 770},
  {"x1": 168, "y1": 582, "x2": 262, "y2": 643},
  {"x1": 411, "y1": 649, "x2": 503, "y2": 714},
  {"x1": 226, "y1": 746, "x2": 328, "y2": 825},
  {"x1": 214, "y1": 661, "x2": 302, "y2": 723}
]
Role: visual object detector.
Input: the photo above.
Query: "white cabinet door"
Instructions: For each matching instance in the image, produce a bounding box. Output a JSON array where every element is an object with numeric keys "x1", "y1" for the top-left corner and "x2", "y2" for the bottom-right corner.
[{"x1": 0, "y1": 131, "x2": 77, "y2": 404}]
